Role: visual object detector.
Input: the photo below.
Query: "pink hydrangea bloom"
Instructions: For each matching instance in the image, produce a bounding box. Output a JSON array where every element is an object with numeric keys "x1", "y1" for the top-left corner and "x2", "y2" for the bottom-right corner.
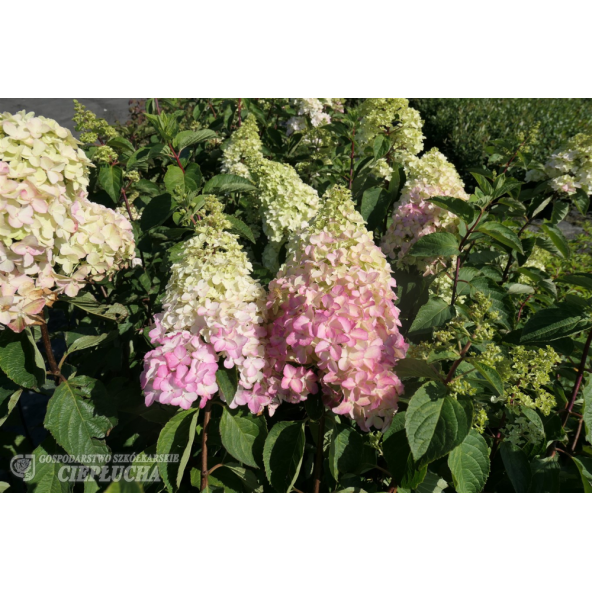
[
  {"x1": 140, "y1": 330, "x2": 219, "y2": 410},
  {"x1": 145, "y1": 197, "x2": 272, "y2": 413},
  {"x1": 263, "y1": 185, "x2": 408, "y2": 431},
  {"x1": 381, "y1": 149, "x2": 467, "y2": 275}
]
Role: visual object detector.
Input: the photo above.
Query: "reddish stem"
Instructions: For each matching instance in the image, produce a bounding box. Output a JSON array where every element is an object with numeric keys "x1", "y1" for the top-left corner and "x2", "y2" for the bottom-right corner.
[
  {"x1": 200, "y1": 400, "x2": 212, "y2": 492},
  {"x1": 563, "y1": 326, "x2": 592, "y2": 427},
  {"x1": 450, "y1": 209, "x2": 485, "y2": 305},
  {"x1": 516, "y1": 295, "x2": 532, "y2": 322},
  {"x1": 237, "y1": 98, "x2": 242, "y2": 127},
  {"x1": 348, "y1": 131, "x2": 356, "y2": 190},
  {"x1": 40, "y1": 320, "x2": 62, "y2": 384},
  {"x1": 313, "y1": 413, "x2": 326, "y2": 493},
  {"x1": 121, "y1": 188, "x2": 135, "y2": 221},
  {"x1": 445, "y1": 340, "x2": 472, "y2": 384}
]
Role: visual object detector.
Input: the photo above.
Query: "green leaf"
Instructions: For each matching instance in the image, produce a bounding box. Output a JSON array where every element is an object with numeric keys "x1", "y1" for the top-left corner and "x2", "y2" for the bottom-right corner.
[
  {"x1": 541, "y1": 224, "x2": 570, "y2": 259},
  {"x1": 572, "y1": 189, "x2": 590, "y2": 216},
  {"x1": 492, "y1": 179, "x2": 522, "y2": 199},
  {"x1": 583, "y1": 376, "x2": 592, "y2": 445},
  {"x1": 428, "y1": 196, "x2": 476, "y2": 223},
  {"x1": 550, "y1": 201, "x2": 569, "y2": 224},
  {"x1": 185, "y1": 163, "x2": 203, "y2": 189},
  {"x1": 66, "y1": 331, "x2": 118, "y2": 356},
  {"x1": 467, "y1": 359, "x2": 504, "y2": 397},
  {"x1": 0, "y1": 376, "x2": 22, "y2": 428},
  {"x1": 0, "y1": 330, "x2": 45, "y2": 390},
  {"x1": 405, "y1": 381, "x2": 472, "y2": 466},
  {"x1": 478, "y1": 222, "x2": 523, "y2": 254},
  {"x1": 25, "y1": 328, "x2": 46, "y2": 387},
  {"x1": 520, "y1": 307, "x2": 587, "y2": 343},
  {"x1": 557, "y1": 273, "x2": 592, "y2": 291},
  {"x1": 62, "y1": 292, "x2": 128, "y2": 322},
  {"x1": 372, "y1": 135, "x2": 390, "y2": 161},
  {"x1": 263, "y1": 421, "x2": 305, "y2": 492},
  {"x1": 471, "y1": 172, "x2": 493, "y2": 194},
  {"x1": 219, "y1": 407, "x2": 267, "y2": 469},
  {"x1": 203, "y1": 174, "x2": 256, "y2": 194},
  {"x1": 329, "y1": 423, "x2": 376, "y2": 481},
  {"x1": 409, "y1": 232, "x2": 460, "y2": 258},
  {"x1": 415, "y1": 470, "x2": 448, "y2": 493},
  {"x1": 572, "y1": 456, "x2": 592, "y2": 493},
  {"x1": 500, "y1": 442, "x2": 531, "y2": 493},
  {"x1": 529, "y1": 456, "x2": 560, "y2": 492},
  {"x1": 448, "y1": 429, "x2": 490, "y2": 493},
  {"x1": 104, "y1": 480, "x2": 144, "y2": 493},
  {"x1": 528, "y1": 195, "x2": 552, "y2": 218},
  {"x1": 98, "y1": 166, "x2": 123, "y2": 202},
  {"x1": 225, "y1": 214, "x2": 256, "y2": 243},
  {"x1": 164, "y1": 165, "x2": 199, "y2": 194},
  {"x1": 506, "y1": 283, "x2": 535, "y2": 295},
  {"x1": 409, "y1": 297, "x2": 456, "y2": 333},
  {"x1": 127, "y1": 147, "x2": 152, "y2": 170},
  {"x1": 28, "y1": 437, "x2": 70, "y2": 493},
  {"x1": 176, "y1": 409, "x2": 199, "y2": 490},
  {"x1": 174, "y1": 129, "x2": 217, "y2": 151},
  {"x1": 216, "y1": 365, "x2": 238, "y2": 406},
  {"x1": 360, "y1": 187, "x2": 383, "y2": 222},
  {"x1": 44, "y1": 376, "x2": 117, "y2": 466},
  {"x1": 107, "y1": 136, "x2": 134, "y2": 156},
  {"x1": 140, "y1": 193, "x2": 173, "y2": 231},
  {"x1": 156, "y1": 408, "x2": 199, "y2": 492},
  {"x1": 394, "y1": 358, "x2": 443, "y2": 381},
  {"x1": 382, "y1": 412, "x2": 427, "y2": 489}
]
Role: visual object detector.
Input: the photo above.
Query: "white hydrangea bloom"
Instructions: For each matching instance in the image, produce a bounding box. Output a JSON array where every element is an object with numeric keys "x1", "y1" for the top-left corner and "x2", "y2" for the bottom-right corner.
[
  {"x1": 527, "y1": 133, "x2": 592, "y2": 195},
  {"x1": 221, "y1": 115, "x2": 320, "y2": 245},
  {"x1": 0, "y1": 111, "x2": 135, "y2": 331},
  {"x1": 357, "y1": 98, "x2": 424, "y2": 169}
]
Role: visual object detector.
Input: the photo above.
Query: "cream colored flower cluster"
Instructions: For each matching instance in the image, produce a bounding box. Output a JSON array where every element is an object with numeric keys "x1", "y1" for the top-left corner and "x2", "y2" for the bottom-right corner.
[
  {"x1": 221, "y1": 115, "x2": 320, "y2": 248},
  {"x1": 0, "y1": 111, "x2": 135, "y2": 332},
  {"x1": 157, "y1": 196, "x2": 271, "y2": 412},
  {"x1": 526, "y1": 132, "x2": 592, "y2": 195},
  {"x1": 381, "y1": 148, "x2": 468, "y2": 274},
  {"x1": 357, "y1": 98, "x2": 424, "y2": 178},
  {"x1": 286, "y1": 98, "x2": 342, "y2": 135}
]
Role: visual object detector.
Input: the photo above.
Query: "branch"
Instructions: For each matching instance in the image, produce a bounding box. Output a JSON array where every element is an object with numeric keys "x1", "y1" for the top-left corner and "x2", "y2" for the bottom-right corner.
[
  {"x1": 562, "y1": 326, "x2": 592, "y2": 427},
  {"x1": 40, "y1": 318, "x2": 63, "y2": 384},
  {"x1": 200, "y1": 400, "x2": 213, "y2": 492},
  {"x1": 313, "y1": 412, "x2": 326, "y2": 493}
]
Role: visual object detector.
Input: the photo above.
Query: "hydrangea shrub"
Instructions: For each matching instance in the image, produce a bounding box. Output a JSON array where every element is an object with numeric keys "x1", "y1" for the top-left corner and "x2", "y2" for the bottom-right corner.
[{"x1": 1, "y1": 98, "x2": 591, "y2": 494}]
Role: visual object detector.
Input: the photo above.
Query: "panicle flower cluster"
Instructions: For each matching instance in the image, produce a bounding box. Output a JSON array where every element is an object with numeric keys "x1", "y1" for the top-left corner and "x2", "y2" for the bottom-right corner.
[
  {"x1": 141, "y1": 322, "x2": 219, "y2": 410},
  {"x1": 503, "y1": 414, "x2": 543, "y2": 447},
  {"x1": 286, "y1": 98, "x2": 342, "y2": 135},
  {"x1": 221, "y1": 115, "x2": 319, "y2": 260},
  {"x1": 264, "y1": 185, "x2": 408, "y2": 431},
  {"x1": 145, "y1": 196, "x2": 271, "y2": 412},
  {"x1": 493, "y1": 345, "x2": 560, "y2": 416},
  {"x1": 72, "y1": 100, "x2": 118, "y2": 148},
  {"x1": 0, "y1": 111, "x2": 135, "y2": 332},
  {"x1": 381, "y1": 149, "x2": 468, "y2": 274},
  {"x1": 526, "y1": 132, "x2": 592, "y2": 195},
  {"x1": 357, "y1": 98, "x2": 424, "y2": 177},
  {"x1": 220, "y1": 115, "x2": 263, "y2": 180}
]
